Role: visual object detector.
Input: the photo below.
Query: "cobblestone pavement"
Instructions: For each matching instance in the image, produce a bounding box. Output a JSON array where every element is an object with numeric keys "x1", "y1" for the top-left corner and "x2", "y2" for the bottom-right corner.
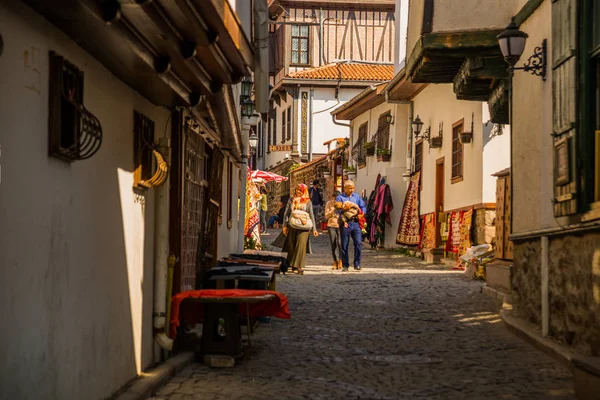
[{"x1": 151, "y1": 231, "x2": 574, "y2": 400}]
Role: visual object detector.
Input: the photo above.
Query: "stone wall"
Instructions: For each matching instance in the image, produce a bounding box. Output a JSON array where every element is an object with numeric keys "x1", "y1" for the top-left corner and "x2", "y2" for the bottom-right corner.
[
  {"x1": 512, "y1": 231, "x2": 600, "y2": 356},
  {"x1": 474, "y1": 209, "x2": 496, "y2": 246}
]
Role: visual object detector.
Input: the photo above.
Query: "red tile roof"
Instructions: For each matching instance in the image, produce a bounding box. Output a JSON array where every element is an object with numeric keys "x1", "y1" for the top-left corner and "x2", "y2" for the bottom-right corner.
[{"x1": 287, "y1": 62, "x2": 394, "y2": 82}]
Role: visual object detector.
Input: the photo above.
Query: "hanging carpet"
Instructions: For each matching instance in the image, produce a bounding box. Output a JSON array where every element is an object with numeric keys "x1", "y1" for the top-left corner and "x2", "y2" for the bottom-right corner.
[
  {"x1": 419, "y1": 212, "x2": 437, "y2": 250},
  {"x1": 396, "y1": 171, "x2": 421, "y2": 245}
]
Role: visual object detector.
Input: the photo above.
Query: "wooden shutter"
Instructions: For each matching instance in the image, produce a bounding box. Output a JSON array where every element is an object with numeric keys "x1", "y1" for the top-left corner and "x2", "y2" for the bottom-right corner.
[{"x1": 552, "y1": 0, "x2": 579, "y2": 216}]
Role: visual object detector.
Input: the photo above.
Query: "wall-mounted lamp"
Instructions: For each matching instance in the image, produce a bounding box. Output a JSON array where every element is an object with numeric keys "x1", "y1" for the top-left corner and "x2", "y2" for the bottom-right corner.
[
  {"x1": 240, "y1": 77, "x2": 256, "y2": 118},
  {"x1": 497, "y1": 18, "x2": 546, "y2": 80},
  {"x1": 412, "y1": 115, "x2": 431, "y2": 141},
  {"x1": 385, "y1": 113, "x2": 394, "y2": 125},
  {"x1": 249, "y1": 130, "x2": 259, "y2": 150},
  {"x1": 241, "y1": 98, "x2": 256, "y2": 118}
]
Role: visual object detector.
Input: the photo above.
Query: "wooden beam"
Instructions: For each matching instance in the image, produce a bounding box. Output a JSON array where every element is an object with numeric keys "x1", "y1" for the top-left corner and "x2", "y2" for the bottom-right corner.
[
  {"x1": 514, "y1": 0, "x2": 545, "y2": 27},
  {"x1": 406, "y1": 30, "x2": 503, "y2": 84}
]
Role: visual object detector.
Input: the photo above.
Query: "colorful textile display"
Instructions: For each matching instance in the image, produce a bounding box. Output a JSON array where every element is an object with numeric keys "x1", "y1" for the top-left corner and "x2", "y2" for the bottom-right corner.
[
  {"x1": 396, "y1": 171, "x2": 421, "y2": 245},
  {"x1": 169, "y1": 289, "x2": 290, "y2": 338},
  {"x1": 445, "y1": 211, "x2": 463, "y2": 255},
  {"x1": 458, "y1": 208, "x2": 473, "y2": 257},
  {"x1": 369, "y1": 179, "x2": 394, "y2": 248},
  {"x1": 419, "y1": 212, "x2": 437, "y2": 250},
  {"x1": 365, "y1": 174, "x2": 382, "y2": 248},
  {"x1": 244, "y1": 167, "x2": 262, "y2": 237}
]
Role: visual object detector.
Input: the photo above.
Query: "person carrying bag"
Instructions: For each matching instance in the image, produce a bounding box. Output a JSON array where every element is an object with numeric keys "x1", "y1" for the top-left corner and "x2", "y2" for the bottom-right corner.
[{"x1": 272, "y1": 183, "x2": 318, "y2": 274}]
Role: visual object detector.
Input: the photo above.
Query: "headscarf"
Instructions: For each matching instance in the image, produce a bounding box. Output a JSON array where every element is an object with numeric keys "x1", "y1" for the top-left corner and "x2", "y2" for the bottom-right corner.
[{"x1": 292, "y1": 183, "x2": 310, "y2": 210}]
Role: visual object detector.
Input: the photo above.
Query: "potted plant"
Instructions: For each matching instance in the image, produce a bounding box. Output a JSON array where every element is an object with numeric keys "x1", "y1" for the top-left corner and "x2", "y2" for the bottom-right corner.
[
  {"x1": 343, "y1": 164, "x2": 356, "y2": 178},
  {"x1": 377, "y1": 147, "x2": 392, "y2": 162},
  {"x1": 364, "y1": 141, "x2": 376, "y2": 156},
  {"x1": 460, "y1": 131, "x2": 473, "y2": 144},
  {"x1": 430, "y1": 136, "x2": 443, "y2": 149}
]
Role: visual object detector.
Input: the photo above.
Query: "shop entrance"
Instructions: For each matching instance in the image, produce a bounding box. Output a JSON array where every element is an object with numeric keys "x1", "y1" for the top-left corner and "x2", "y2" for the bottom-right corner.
[{"x1": 435, "y1": 157, "x2": 445, "y2": 247}]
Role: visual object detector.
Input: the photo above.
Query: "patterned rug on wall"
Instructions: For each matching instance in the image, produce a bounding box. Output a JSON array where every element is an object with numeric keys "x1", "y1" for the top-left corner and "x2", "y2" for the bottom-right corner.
[
  {"x1": 445, "y1": 211, "x2": 463, "y2": 256},
  {"x1": 419, "y1": 212, "x2": 437, "y2": 250},
  {"x1": 396, "y1": 171, "x2": 421, "y2": 245}
]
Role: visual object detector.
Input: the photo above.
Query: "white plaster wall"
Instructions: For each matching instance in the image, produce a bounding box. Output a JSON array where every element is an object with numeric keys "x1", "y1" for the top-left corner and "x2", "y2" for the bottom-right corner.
[
  {"x1": 394, "y1": 0, "x2": 410, "y2": 72},
  {"x1": 481, "y1": 104, "x2": 511, "y2": 203},
  {"x1": 310, "y1": 87, "x2": 362, "y2": 155},
  {"x1": 510, "y1": 0, "x2": 556, "y2": 233},
  {"x1": 406, "y1": 0, "x2": 425, "y2": 61},
  {"x1": 351, "y1": 103, "x2": 410, "y2": 248},
  {"x1": 265, "y1": 86, "x2": 362, "y2": 169},
  {"x1": 412, "y1": 84, "x2": 485, "y2": 214},
  {"x1": 264, "y1": 94, "x2": 293, "y2": 169},
  {"x1": 432, "y1": 0, "x2": 521, "y2": 32},
  {"x1": 0, "y1": 2, "x2": 169, "y2": 399}
]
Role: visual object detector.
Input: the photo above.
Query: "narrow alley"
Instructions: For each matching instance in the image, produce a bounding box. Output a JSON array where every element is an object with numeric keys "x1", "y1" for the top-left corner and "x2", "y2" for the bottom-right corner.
[{"x1": 149, "y1": 234, "x2": 574, "y2": 400}]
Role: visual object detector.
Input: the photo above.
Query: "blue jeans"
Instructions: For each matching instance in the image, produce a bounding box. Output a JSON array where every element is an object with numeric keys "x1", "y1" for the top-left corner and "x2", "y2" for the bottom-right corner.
[{"x1": 340, "y1": 221, "x2": 362, "y2": 268}]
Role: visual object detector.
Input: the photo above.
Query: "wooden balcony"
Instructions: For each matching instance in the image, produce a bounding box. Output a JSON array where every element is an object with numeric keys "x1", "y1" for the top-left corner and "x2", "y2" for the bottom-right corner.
[{"x1": 405, "y1": 0, "x2": 516, "y2": 102}]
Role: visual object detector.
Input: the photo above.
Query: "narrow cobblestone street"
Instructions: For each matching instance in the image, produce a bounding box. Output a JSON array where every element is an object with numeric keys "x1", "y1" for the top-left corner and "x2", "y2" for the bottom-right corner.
[{"x1": 151, "y1": 233, "x2": 574, "y2": 400}]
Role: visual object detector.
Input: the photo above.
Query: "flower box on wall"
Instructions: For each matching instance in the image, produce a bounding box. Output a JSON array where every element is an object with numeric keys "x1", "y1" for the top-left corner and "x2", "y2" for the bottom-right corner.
[
  {"x1": 430, "y1": 136, "x2": 443, "y2": 149},
  {"x1": 460, "y1": 131, "x2": 473, "y2": 144}
]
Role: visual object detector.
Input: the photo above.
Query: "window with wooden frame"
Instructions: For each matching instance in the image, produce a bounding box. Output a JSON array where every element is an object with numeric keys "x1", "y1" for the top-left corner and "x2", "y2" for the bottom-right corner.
[
  {"x1": 133, "y1": 110, "x2": 155, "y2": 188},
  {"x1": 291, "y1": 25, "x2": 310, "y2": 65},
  {"x1": 227, "y1": 160, "x2": 233, "y2": 228},
  {"x1": 281, "y1": 108, "x2": 287, "y2": 143},
  {"x1": 451, "y1": 119, "x2": 464, "y2": 183},
  {"x1": 377, "y1": 112, "x2": 391, "y2": 150},
  {"x1": 358, "y1": 122, "x2": 368, "y2": 167},
  {"x1": 286, "y1": 106, "x2": 292, "y2": 141},
  {"x1": 415, "y1": 139, "x2": 423, "y2": 189}
]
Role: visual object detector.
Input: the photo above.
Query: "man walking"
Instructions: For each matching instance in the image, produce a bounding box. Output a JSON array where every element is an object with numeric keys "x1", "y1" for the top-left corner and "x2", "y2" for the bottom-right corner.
[
  {"x1": 337, "y1": 180, "x2": 366, "y2": 271},
  {"x1": 309, "y1": 179, "x2": 323, "y2": 227}
]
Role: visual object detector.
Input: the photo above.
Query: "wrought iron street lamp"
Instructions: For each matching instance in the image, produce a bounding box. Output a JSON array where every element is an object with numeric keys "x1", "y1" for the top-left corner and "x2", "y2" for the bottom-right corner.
[
  {"x1": 497, "y1": 18, "x2": 546, "y2": 80},
  {"x1": 248, "y1": 130, "x2": 259, "y2": 150},
  {"x1": 241, "y1": 98, "x2": 256, "y2": 118},
  {"x1": 412, "y1": 115, "x2": 431, "y2": 140}
]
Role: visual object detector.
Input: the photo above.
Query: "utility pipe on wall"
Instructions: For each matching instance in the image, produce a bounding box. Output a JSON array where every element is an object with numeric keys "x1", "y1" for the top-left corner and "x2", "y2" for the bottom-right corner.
[
  {"x1": 541, "y1": 235, "x2": 549, "y2": 337},
  {"x1": 153, "y1": 134, "x2": 172, "y2": 355}
]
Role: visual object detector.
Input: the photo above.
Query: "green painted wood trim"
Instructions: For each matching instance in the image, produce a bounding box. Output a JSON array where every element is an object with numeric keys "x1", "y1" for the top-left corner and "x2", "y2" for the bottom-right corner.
[{"x1": 514, "y1": 0, "x2": 545, "y2": 26}]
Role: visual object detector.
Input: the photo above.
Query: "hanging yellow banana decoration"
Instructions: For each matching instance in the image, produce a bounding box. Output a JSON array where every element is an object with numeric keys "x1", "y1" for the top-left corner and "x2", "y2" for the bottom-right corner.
[{"x1": 139, "y1": 149, "x2": 168, "y2": 188}]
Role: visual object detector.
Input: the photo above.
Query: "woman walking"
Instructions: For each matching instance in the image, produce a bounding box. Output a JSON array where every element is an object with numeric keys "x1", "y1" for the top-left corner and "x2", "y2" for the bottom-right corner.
[
  {"x1": 280, "y1": 183, "x2": 318, "y2": 274},
  {"x1": 324, "y1": 191, "x2": 342, "y2": 270}
]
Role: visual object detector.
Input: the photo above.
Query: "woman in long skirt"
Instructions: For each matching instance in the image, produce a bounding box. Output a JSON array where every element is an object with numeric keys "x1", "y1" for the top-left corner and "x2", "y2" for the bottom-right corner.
[{"x1": 282, "y1": 184, "x2": 318, "y2": 274}]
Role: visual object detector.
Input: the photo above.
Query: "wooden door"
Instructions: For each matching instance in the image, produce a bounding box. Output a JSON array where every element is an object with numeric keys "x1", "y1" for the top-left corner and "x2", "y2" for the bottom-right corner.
[
  {"x1": 494, "y1": 174, "x2": 513, "y2": 260},
  {"x1": 435, "y1": 158, "x2": 445, "y2": 247},
  {"x1": 169, "y1": 111, "x2": 209, "y2": 293}
]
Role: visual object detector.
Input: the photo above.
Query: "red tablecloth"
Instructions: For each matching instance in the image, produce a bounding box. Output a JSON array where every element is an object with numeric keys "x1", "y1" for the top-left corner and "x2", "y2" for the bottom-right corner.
[{"x1": 169, "y1": 289, "x2": 290, "y2": 338}]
